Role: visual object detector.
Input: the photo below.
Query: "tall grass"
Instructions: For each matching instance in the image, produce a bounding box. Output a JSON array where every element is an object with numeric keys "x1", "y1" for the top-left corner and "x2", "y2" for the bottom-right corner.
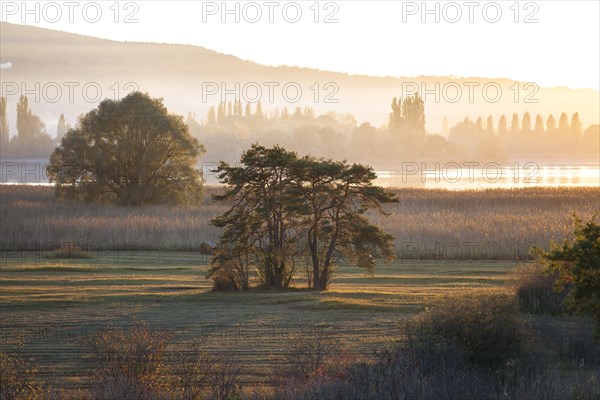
[{"x1": 1, "y1": 185, "x2": 598, "y2": 259}]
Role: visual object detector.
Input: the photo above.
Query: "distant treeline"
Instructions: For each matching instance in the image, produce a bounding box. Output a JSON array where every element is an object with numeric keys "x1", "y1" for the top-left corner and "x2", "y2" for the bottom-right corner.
[
  {"x1": 1, "y1": 94, "x2": 598, "y2": 165},
  {"x1": 0, "y1": 96, "x2": 68, "y2": 159},
  {"x1": 190, "y1": 95, "x2": 599, "y2": 166}
]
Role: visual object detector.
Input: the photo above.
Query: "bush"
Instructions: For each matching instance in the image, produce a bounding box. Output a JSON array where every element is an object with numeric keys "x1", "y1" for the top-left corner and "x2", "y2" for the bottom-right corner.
[
  {"x1": 89, "y1": 325, "x2": 170, "y2": 400},
  {"x1": 211, "y1": 270, "x2": 242, "y2": 291},
  {"x1": 535, "y1": 212, "x2": 600, "y2": 335},
  {"x1": 0, "y1": 352, "x2": 44, "y2": 400},
  {"x1": 406, "y1": 293, "x2": 524, "y2": 369},
  {"x1": 511, "y1": 263, "x2": 568, "y2": 315}
]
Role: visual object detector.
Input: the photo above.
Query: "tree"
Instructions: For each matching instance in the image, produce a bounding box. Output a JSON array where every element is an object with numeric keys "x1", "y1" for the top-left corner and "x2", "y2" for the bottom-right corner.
[
  {"x1": 211, "y1": 145, "x2": 300, "y2": 289},
  {"x1": 0, "y1": 96, "x2": 8, "y2": 151},
  {"x1": 388, "y1": 97, "x2": 404, "y2": 132},
  {"x1": 547, "y1": 114, "x2": 556, "y2": 132},
  {"x1": 16, "y1": 95, "x2": 46, "y2": 142},
  {"x1": 558, "y1": 112, "x2": 569, "y2": 132},
  {"x1": 289, "y1": 157, "x2": 397, "y2": 289},
  {"x1": 402, "y1": 92, "x2": 426, "y2": 135},
  {"x1": 47, "y1": 92, "x2": 205, "y2": 206},
  {"x1": 510, "y1": 113, "x2": 520, "y2": 134},
  {"x1": 442, "y1": 117, "x2": 449, "y2": 135},
  {"x1": 245, "y1": 102, "x2": 252, "y2": 117},
  {"x1": 498, "y1": 115, "x2": 508, "y2": 136},
  {"x1": 534, "y1": 114, "x2": 544, "y2": 133},
  {"x1": 207, "y1": 106, "x2": 216, "y2": 125},
  {"x1": 521, "y1": 112, "x2": 532, "y2": 133},
  {"x1": 210, "y1": 144, "x2": 397, "y2": 290},
  {"x1": 570, "y1": 112, "x2": 582, "y2": 135},
  {"x1": 535, "y1": 213, "x2": 600, "y2": 336},
  {"x1": 56, "y1": 113, "x2": 67, "y2": 142},
  {"x1": 486, "y1": 115, "x2": 494, "y2": 134},
  {"x1": 254, "y1": 101, "x2": 263, "y2": 118},
  {"x1": 217, "y1": 102, "x2": 226, "y2": 124},
  {"x1": 475, "y1": 117, "x2": 483, "y2": 136}
]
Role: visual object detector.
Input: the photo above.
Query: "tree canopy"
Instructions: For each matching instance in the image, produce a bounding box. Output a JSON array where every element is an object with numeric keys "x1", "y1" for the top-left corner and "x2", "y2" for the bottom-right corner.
[
  {"x1": 210, "y1": 144, "x2": 397, "y2": 290},
  {"x1": 536, "y1": 213, "x2": 600, "y2": 336},
  {"x1": 47, "y1": 92, "x2": 205, "y2": 206}
]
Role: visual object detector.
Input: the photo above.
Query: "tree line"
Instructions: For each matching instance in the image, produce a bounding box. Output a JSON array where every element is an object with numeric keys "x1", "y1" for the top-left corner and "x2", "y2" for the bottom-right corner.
[{"x1": 0, "y1": 96, "x2": 70, "y2": 158}]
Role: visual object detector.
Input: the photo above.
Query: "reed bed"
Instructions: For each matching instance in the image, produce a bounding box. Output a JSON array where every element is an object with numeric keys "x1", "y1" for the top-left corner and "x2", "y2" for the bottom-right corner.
[{"x1": 1, "y1": 185, "x2": 597, "y2": 259}]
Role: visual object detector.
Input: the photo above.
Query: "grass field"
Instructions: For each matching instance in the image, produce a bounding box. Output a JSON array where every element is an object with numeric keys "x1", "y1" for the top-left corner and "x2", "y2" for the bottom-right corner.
[
  {"x1": 1, "y1": 186, "x2": 598, "y2": 397},
  {"x1": 0, "y1": 252, "x2": 519, "y2": 390}
]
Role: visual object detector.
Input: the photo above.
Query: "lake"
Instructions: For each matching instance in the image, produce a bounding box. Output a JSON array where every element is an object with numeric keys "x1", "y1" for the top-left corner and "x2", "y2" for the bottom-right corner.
[{"x1": 1, "y1": 160, "x2": 599, "y2": 190}]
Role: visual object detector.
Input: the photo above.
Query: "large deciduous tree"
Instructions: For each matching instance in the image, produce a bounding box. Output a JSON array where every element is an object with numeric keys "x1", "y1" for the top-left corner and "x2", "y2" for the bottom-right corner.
[
  {"x1": 47, "y1": 92, "x2": 205, "y2": 206},
  {"x1": 210, "y1": 144, "x2": 397, "y2": 291}
]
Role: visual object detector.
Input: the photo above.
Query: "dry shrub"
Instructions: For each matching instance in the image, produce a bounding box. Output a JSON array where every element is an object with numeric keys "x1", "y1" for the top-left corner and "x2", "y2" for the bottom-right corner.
[
  {"x1": 175, "y1": 341, "x2": 216, "y2": 400},
  {"x1": 173, "y1": 341, "x2": 242, "y2": 400},
  {"x1": 0, "y1": 352, "x2": 44, "y2": 400},
  {"x1": 211, "y1": 270, "x2": 241, "y2": 292},
  {"x1": 209, "y1": 352, "x2": 243, "y2": 400},
  {"x1": 89, "y1": 324, "x2": 170, "y2": 400},
  {"x1": 511, "y1": 263, "x2": 568, "y2": 315},
  {"x1": 284, "y1": 327, "x2": 335, "y2": 381}
]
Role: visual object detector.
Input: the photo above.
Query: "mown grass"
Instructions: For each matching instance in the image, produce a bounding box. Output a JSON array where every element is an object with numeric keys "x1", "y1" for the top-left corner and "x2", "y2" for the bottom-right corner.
[
  {"x1": 0, "y1": 253, "x2": 516, "y2": 391},
  {"x1": 1, "y1": 185, "x2": 598, "y2": 258}
]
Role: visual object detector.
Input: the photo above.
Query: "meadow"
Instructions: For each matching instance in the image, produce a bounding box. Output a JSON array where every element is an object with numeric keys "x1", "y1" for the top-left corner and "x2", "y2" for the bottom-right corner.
[
  {"x1": 1, "y1": 253, "x2": 598, "y2": 398},
  {"x1": 1, "y1": 185, "x2": 598, "y2": 259},
  {"x1": 1, "y1": 185, "x2": 599, "y2": 398},
  {"x1": 0, "y1": 253, "x2": 531, "y2": 389}
]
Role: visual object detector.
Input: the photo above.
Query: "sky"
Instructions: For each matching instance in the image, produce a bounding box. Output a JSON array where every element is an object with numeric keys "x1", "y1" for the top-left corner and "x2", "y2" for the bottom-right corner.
[{"x1": 1, "y1": 0, "x2": 599, "y2": 90}]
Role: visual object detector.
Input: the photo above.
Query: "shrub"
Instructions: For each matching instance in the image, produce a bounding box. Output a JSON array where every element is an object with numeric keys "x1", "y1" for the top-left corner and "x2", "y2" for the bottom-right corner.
[
  {"x1": 89, "y1": 325, "x2": 170, "y2": 400},
  {"x1": 0, "y1": 352, "x2": 44, "y2": 400},
  {"x1": 45, "y1": 244, "x2": 92, "y2": 260},
  {"x1": 284, "y1": 327, "x2": 335, "y2": 381},
  {"x1": 511, "y1": 263, "x2": 568, "y2": 315},
  {"x1": 535, "y1": 212, "x2": 600, "y2": 336},
  {"x1": 406, "y1": 293, "x2": 524, "y2": 369},
  {"x1": 211, "y1": 269, "x2": 242, "y2": 291},
  {"x1": 174, "y1": 341, "x2": 216, "y2": 400}
]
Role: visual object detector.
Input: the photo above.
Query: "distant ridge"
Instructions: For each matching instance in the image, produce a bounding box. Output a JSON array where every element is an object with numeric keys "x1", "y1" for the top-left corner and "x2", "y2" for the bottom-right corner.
[{"x1": 1, "y1": 22, "x2": 598, "y2": 130}]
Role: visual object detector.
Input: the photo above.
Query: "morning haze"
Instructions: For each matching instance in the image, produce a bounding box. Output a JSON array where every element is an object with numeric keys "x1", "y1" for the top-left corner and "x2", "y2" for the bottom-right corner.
[{"x1": 0, "y1": 5, "x2": 599, "y2": 399}]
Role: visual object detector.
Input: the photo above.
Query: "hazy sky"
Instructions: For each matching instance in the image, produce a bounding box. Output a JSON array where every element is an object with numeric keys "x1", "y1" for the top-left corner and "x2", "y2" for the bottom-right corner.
[{"x1": 1, "y1": 1, "x2": 599, "y2": 89}]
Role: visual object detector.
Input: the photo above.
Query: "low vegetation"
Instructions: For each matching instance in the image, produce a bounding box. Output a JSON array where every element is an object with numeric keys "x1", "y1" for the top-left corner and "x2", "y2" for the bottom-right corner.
[{"x1": 1, "y1": 185, "x2": 597, "y2": 259}]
